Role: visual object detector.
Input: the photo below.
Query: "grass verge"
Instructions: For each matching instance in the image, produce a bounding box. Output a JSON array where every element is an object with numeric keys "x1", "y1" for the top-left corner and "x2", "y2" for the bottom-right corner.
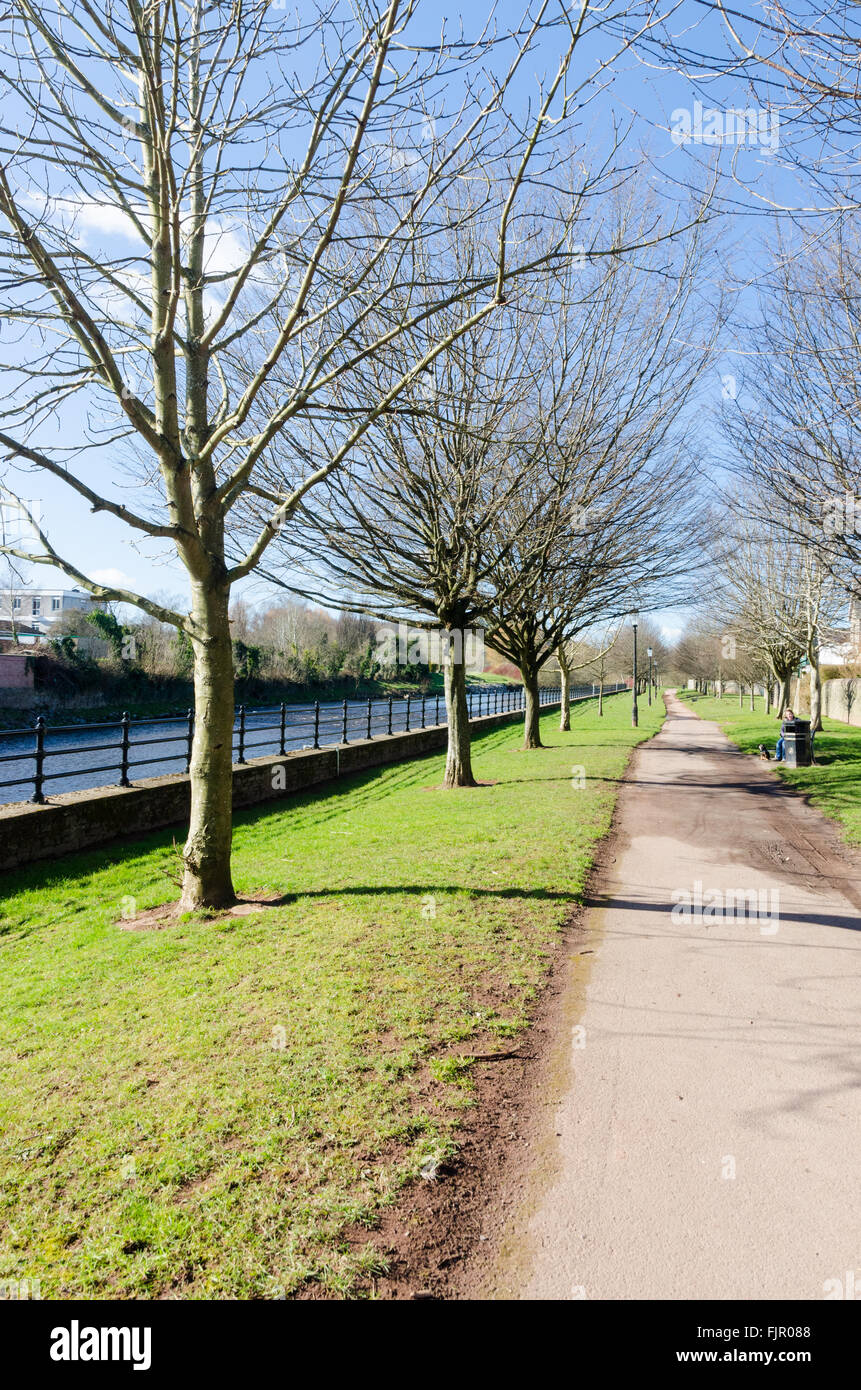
[
  {"x1": 678, "y1": 690, "x2": 861, "y2": 845},
  {"x1": 0, "y1": 692, "x2": 661, "y2": 1299}
]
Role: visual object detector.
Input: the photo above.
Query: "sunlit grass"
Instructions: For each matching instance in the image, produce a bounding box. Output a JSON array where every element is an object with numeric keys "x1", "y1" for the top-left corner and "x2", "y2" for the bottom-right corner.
[{"x1": 0, "y1": 693, "x2": 662, "y2": 1299}]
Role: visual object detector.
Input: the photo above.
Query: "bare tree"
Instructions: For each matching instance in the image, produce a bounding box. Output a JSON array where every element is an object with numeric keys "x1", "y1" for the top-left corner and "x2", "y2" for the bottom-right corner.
[
  {"x1": 483, "y1": 204, "x2": 718, "y2": 747},
  {"x1": 264, "y1": 288, "x2": 557, "y2": 787},
  {"x1": 555, "y1": 621, "x2": 621, "y2": 722},
  {"x1": 0, "y1": 0, "x2": 603, "y2": 907},
  {"x1": 722, "y1": 229, "x2": 861, "y2": 611},
  {"x1": 645, "y1": 1, "x2": 861, "y2": 214},
  {"x1": 712, "y1": 517, "x2": 814, "y2": 718}
]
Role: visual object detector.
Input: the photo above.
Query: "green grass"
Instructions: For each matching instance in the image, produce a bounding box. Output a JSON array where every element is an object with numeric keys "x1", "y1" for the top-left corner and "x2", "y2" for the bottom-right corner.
[
  {"x1": 0, "y1": 692, "x2": 661, "y2": 1299},
  {"x1": 678, "y1": 690, "x2": 861, "y2": 845}
]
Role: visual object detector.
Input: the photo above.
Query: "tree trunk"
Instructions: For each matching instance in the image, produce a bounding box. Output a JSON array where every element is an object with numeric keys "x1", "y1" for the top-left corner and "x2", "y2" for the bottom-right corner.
[
  {"x1": 558, "y1": 647, "x2": 571, "y2": 731},
  {"x1": 598, "y1": 678, "x2": 604, "y2": 716},
  {"x1": 522, "y1": 670, "x2": 543, "y2": 748},
  {"x1": 181, "y1": 584, "x2": 237, "y2": 910},
  {"x1": 749, "y1": 684, "x2": 755, "y2": 711},
  {"x1": 443, "y1": 656, "x2": 477, "y2": 787},
  {"x1": 778, "y1": 673, "x2": 791, "y2": 717},
  {"x1": 738, "y1": 684, "x2": 743, "y2": 708},
  {"x1": 809, "y1": 662, "x2": 823, "y2": 733}
]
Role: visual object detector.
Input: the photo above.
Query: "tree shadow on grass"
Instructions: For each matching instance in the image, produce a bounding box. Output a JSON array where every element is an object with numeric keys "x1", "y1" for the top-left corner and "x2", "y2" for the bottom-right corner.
[{"x1": 271, "y1": 882, "x2": 575, "y2": 906}]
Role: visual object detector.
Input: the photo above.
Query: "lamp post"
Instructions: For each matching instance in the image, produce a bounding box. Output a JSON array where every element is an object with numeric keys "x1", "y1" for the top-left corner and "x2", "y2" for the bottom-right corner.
[
  {"x1": 647, "y1": 647, "x2": 653, "y2": 706},
  {"x1": 631, "y1": 610, "x2": 639, "y2": 727}
]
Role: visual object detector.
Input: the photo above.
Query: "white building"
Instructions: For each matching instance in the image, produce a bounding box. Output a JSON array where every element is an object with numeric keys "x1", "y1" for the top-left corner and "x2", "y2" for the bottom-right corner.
[
  {"x1": 0, "y1": 586, "x2": 102, "y2": 637},
  {"x1": 819, "y1": 595, "x2": 861, "y2": 668}
]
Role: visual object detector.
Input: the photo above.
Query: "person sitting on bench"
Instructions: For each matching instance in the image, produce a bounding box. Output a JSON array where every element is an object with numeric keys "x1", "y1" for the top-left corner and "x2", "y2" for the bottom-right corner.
[{"x1": 775, "y1": 707, "x2": 794, "y2": 763}]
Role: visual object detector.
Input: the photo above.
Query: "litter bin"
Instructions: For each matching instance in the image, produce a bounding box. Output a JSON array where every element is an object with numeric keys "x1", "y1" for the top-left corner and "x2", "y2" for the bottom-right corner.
[{"x1": 782, "y1": 718, "x2": 812, "y2": 767}]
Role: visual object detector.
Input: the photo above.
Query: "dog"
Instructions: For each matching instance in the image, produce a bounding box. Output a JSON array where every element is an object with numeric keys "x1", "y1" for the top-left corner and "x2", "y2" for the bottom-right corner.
[{"x1": 758, "y1": 743, "x2": 772, "y2": 761}]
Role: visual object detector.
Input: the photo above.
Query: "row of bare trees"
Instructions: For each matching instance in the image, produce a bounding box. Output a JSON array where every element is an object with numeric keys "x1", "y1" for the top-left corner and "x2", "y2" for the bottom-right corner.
[
  {"x1": 673, "y1": 496, "x2": 846, "y2": 727},
  {"x1": 649, "y1": 3, "x2": 861, "y2": 717},
  {"x1": 267, "y1": 199, "x2": 715, "y2": 781},
  {"x1": 0, "y1": 0, "x2": 716, "y2": 909}
]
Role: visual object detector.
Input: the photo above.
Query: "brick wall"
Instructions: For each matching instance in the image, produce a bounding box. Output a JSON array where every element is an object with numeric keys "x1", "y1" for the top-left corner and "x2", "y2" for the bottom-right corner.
[{"x1": 0, "y1": 653, "x2": 33, "y2": 688}]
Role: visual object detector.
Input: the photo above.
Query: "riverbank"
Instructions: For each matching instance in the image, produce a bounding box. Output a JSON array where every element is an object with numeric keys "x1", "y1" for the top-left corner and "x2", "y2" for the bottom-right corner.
[{"x1": 0, "y1": 669, "x2": 529, "y2": 730}]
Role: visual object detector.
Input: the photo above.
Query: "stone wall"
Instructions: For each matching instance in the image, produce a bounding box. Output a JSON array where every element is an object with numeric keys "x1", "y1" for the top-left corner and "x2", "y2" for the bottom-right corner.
[
  {"x1": 822, "y1": 678, "x2": 861, "y2": 727},
  {"x1": 0, "y1": 701, "x2": 562, "y2": 874}
]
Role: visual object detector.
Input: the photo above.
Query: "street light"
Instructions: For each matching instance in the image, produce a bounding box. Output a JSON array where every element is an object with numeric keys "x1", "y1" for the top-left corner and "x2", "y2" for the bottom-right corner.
[
  {"x1": 647, "y1": 646, "x2": 653, "y2": 706},
  {"x1": 631, "y1": 609, "x2": 639, "y2": 727}
]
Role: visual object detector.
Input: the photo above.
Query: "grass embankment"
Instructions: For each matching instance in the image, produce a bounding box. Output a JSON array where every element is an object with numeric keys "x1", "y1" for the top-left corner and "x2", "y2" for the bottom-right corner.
[
  {"x1": 678, "y1": 690, "x2": 861, "y2": 845},
  {"x1": 0, "y1": 692, "x2": 662, "y2": 1299}
]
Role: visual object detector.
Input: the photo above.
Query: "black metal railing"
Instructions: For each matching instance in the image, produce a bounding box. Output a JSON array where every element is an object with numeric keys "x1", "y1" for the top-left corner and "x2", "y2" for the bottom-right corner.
[{"x1": 0, "y1": 681, "x2": 626, "y2": 805}]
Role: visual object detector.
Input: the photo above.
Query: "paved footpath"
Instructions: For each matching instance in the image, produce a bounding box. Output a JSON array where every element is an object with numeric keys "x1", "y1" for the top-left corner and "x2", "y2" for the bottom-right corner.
[{"x1": 482, "y1": 691, "x2": 861, "y2": 1300}]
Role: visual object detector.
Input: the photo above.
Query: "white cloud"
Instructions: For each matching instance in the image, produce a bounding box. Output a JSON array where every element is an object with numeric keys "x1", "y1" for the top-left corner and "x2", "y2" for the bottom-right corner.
[
  {"x1": 90, "y1": 568, "x2": 137, "y2": 590},
  {"x1": 204, "y1": 224, "x2": 248, "y2": 277}
]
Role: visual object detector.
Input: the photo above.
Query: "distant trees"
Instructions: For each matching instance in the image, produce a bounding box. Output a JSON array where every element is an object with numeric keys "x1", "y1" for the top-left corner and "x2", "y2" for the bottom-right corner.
[
  {"x1": 722, "y1": 230, "x2": 861, "y2": 608},
  {"x1": 673, "y1": 503, "x2": 843, "y2": 725},
  {"x1": 556, "y1": 622, "x2": 622, "y2": 722},
  {"x1": 717, "y1": 520, "x2": 841, "y2": 726}
]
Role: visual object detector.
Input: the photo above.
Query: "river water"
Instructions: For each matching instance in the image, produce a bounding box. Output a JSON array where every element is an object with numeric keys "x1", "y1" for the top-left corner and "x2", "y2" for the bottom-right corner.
[{"x1": 0, "y1": 685, "x2": 582, "y2": 807}]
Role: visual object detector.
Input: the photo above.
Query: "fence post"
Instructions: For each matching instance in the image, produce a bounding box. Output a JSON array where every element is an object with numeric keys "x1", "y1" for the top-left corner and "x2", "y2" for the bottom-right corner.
[
  {"x1": 367, "y1": 697, "x2": 373, "y2": 740},
  {"x1": 313, "y1": 700, "x2": 320, "y2": 749},
  {"x1": 342, "y1": 698, "x2": 348, "y2": 744},
  {"x1": 279, "y1": 702, "x2": 287, "y2": 756},
  {"x1": 185, "y1": 707, "x2": 194, "y2": 773},
  {"x1": 32, "y1": 715, "x2": 46, "y2": 804},
  {"x1": 387, "y1": 696, "x2": 393, "y2": 736},
  {"x1": 405, "y1": 694, "x2": 411, "y2": 732},
  {"x1": 421, "y1": 694, "x2": 426, "y2": 728},
  {"x1": 237, "y1": 705, "x2": 246, "y2": 763},
  {"x1": 435, "y1": 694, "x2": 440, "y2": 725},
  {"x1": 119, "y1": 711, "x2": 131, "y2": 787}
]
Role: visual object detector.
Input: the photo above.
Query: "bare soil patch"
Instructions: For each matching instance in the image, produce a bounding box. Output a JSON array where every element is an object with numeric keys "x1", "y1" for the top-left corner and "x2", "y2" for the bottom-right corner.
[{"x1": 117, "y1": 889, "x2": 287, "y2": 931}]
